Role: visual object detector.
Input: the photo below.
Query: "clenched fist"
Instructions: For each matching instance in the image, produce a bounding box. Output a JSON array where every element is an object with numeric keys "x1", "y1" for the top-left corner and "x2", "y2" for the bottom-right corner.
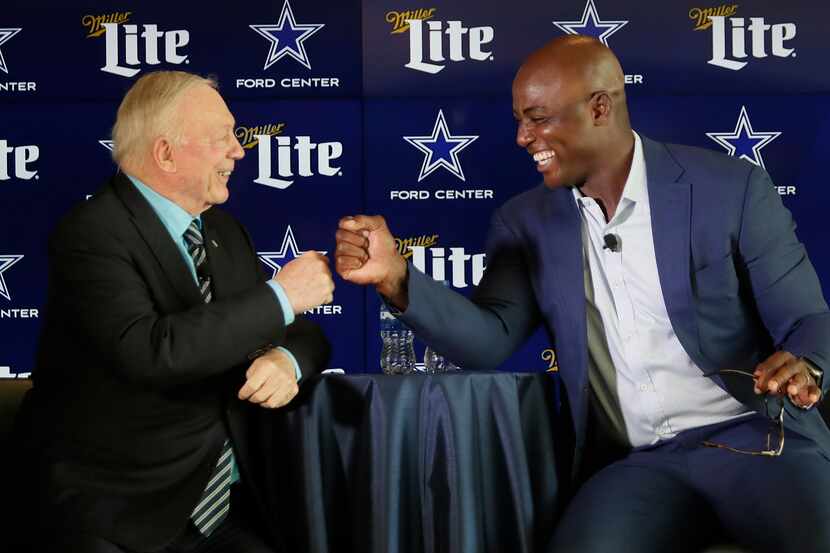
[
  {"x1": 335, "y1": 215, "x2": 409, "y2": 309},
  {"x1": 238, "y1": 348, "x2": 299, "y2": 409},
  {"x1": 275, "y1": 251, "x2": 334, "y2": 315}
]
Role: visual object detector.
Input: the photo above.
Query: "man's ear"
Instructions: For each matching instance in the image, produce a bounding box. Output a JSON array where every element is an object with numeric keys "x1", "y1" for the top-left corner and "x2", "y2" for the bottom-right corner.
[
  {"x1": 591, "y1": 92, "x2": 612, "y2": 126},
  {"x1": 152, "y1": 137, "x2": 176, "y2": 173}
]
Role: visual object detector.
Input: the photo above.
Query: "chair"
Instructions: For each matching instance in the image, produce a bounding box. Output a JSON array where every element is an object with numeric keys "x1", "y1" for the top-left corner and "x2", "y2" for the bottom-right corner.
[
  {"x1": 0, "y1": 378, "x2": 34, "y2": 552},
  {"x1": 0, "y1": 377, "x2": 32, "y2": 446}
]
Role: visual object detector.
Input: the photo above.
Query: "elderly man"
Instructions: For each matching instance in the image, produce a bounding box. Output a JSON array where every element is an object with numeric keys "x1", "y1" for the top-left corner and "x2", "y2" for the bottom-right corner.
[
  {"x1": 28, "y1": 71, "x2": 333, "y2": 552},
  {"x1": 335, "y1": 36, "x2": 830, "y2": 553}
]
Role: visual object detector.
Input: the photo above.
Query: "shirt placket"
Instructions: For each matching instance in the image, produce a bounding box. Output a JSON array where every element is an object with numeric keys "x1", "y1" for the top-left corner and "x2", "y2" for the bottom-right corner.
[{"x1": 593, "y1": 200, "x2": 668, "y2": 442}]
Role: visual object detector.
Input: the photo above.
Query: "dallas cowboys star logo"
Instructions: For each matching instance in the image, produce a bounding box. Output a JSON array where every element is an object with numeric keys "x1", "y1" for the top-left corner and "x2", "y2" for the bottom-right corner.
[
  {"x1": 0, "y1": 255, "x2": 23, "y2": 301},
  {"x1": 258, "y1": 226, "x2": 327, "y2": 277},
  {"x1": 552, "y1": 0, "x2": 628, "y2": 46},
  {"x1": 0, "y1": 28, "x2": 22, "y2": 74},
  {"x1": 99, "y1": 140, "x2": 114, "y2": 151},
  {"x1": 706, "y1": 106, "x2": 781, "y2": 169},
  {"x1": 249, "y1": 1, "x2": 325, "y2": 70},
  {"x1": 403, "y1": 110, "x2": 478, "y2": 182}
]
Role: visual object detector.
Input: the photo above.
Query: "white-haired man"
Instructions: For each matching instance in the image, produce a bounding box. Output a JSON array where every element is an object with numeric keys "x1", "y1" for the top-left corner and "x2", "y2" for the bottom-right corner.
[{"x1": 26, "y1": 71, "x2": 333, "y2": 552}]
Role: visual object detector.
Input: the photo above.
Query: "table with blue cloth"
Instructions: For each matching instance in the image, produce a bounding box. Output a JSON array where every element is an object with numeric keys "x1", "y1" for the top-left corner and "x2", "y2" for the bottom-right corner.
[{"x1": 255, "y1": 372, "x2": 565, "y2": 553}]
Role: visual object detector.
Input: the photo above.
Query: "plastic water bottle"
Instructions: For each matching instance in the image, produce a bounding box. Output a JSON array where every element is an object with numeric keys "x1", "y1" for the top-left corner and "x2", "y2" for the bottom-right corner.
[
  {"x1": 424, "y1": 344, "x2": 460, "y2": 373},
  {"x1": 423, "y1": 281, "x2": 461, "y2": 373},
  {"x1": 380, "y1": 302, "x2": 416, "y2": 375}
]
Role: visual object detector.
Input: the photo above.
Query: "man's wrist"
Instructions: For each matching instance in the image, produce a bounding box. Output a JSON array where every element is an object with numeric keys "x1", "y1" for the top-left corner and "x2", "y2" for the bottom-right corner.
[
  {"x1": 248, "y1": 344, "x2": 276, "y2": 361},
  {"x1": 276, "y1": 346, "x2": 302, "y2": 383},
  {"x1": 267, "y1": 280, "x2": 296, "y2": 325},
  {"x1": 376, "y1": 258, "x2": 408, "y2": 307}
]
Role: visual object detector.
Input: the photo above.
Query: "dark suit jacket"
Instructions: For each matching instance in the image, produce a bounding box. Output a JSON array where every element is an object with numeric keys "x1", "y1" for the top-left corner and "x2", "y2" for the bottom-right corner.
[
  {"x1": 400, "y1": 135, "x2": 830, "y2": 474},
  {"x1": 28, "y1": 173, "x2": 330, "y2": 551}
]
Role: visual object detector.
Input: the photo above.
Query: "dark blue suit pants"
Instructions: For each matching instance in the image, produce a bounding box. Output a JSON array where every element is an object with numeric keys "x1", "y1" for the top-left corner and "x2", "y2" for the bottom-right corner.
[{"x1": 549, "y1": 415, "x2": 830, "y2": 553}]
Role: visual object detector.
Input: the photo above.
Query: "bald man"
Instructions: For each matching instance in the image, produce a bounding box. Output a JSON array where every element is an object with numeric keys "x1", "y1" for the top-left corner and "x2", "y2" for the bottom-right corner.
[{"x1": 335, "y1": 36, "x2": 830, "y2": 553}]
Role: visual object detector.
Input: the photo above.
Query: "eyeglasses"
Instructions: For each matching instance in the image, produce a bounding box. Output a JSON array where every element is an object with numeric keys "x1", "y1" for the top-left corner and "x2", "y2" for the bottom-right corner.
[{"x1": 701, "y1": 369, "x2": 785, "y2": 457}]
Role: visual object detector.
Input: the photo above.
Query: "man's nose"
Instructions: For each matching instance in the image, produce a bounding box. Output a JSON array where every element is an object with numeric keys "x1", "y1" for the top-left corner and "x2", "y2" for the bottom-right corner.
[
  {"x1": 516, "y1": 122, "x2": 533, "y2": 148},
  {"x1": 230, "y1": 136, "x2": 245, "y2": 160}
]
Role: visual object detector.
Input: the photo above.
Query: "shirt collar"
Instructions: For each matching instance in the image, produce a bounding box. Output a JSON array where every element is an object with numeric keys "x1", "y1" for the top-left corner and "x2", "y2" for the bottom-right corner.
[
  {"x1": 126, "y1": 174, "x2": 200, "y2": 241},
  {"x1": 621, "y1": 131, "x2": 646, "y2": 206},
  {"x1": 572, "y1": 130, "x2": 646, "y2": 209}
]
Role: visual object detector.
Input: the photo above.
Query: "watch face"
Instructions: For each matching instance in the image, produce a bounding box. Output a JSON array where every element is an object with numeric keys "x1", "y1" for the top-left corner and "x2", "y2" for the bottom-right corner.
[{"x1": 803, "y1": 359, "x2": 823, "y2": 382}]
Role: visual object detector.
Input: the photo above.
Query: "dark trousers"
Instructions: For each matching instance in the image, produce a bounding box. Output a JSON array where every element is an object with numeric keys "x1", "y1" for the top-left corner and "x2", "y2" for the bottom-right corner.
[
  {"x1": 549, "y1": 415, "x2": 830, "y2": 553},
  {"x1": 42, "y1": 485, "x2": 275, "y2": 553}
]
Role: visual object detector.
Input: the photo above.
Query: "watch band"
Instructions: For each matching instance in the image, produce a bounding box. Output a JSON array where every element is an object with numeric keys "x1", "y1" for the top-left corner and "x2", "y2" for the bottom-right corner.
[{"x1": 248, "y1": 343, "x2": 276, "y2": 361}]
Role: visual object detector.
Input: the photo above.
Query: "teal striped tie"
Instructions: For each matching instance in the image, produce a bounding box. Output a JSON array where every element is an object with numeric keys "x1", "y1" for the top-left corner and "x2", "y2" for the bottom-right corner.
[
  {"x1": 183, "y1": 220, "x2": 233, "y2": 535},
  {"x1": 191, "y1": 439, "x2": 233, "y2": 535}
]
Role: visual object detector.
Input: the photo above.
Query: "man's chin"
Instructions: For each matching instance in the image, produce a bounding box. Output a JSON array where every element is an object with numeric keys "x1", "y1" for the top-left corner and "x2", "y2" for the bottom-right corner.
[
  {"x1": 541, "y1": 171, "x2": 583, "y2": 190},
  {"x1": 542, "y1": 175, "x2": 568, "y2": 190},
  {"x1": 210, "y1": 186, "x2": 230, "y2": 205}
]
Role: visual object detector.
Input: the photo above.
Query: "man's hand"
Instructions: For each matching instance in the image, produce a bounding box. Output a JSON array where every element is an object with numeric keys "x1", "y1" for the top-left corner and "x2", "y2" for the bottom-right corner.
[
  {"x1": 754, "y1": 351, "x2": 822, "y2": 409},
  {"x1": 274, "y1": 251, "x2": 334, "y2": 315},
  {"x1": 238, "y1": 348, "x2": 299, "y2": 409},
  {"x1": 335, "y1": 215, "x2": 409, "y2": 308}
]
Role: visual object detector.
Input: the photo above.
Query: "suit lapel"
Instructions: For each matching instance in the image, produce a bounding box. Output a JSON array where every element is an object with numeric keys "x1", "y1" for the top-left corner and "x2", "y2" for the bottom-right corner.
[
  {"x1": 112, "y1": 173, "x2": 203, "y2": 306},
  {"x1": 540, "y1": 187, "x2": 590, "y2": 433},
  {"x1": 642, "y1": 137, "x2": 704, "y2": 366},
  {"x1": 542, "y1": 186, "x2": 586, "y2": 360}
]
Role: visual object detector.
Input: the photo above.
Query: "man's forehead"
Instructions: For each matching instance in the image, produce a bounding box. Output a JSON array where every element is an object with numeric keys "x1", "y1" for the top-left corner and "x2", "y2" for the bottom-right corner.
[
  {"x1": 181, "y1": 87, "x2": 234, "y2": 123},
  {"x1": 513, "y1": 71, "x2": 571, "y2": 106}
]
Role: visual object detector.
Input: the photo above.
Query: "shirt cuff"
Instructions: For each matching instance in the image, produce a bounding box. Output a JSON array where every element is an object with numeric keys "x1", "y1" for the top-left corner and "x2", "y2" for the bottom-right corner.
[
  {"x1": 277, "y1": 346, "x2": 302, "y2": 382},
  {"x1": 267, "y1": 280, "x2": 295, "y2": 326}
]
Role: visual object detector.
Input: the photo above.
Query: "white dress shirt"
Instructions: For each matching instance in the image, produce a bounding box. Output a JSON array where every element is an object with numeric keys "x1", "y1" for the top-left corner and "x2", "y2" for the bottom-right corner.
[{"x1": 573, "y1": 132, "x2": 752, "y2": 447}]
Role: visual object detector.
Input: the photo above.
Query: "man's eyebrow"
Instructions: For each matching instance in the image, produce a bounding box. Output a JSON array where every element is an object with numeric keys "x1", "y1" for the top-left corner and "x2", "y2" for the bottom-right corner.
[{"x1": 515, "y1": 106, "x2": 545, "y2": 117}]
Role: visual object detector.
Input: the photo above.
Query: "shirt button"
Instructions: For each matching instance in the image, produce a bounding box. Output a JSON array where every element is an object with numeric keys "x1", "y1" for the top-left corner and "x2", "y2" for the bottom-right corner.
[{"x1": 639, "y1": 384, "x2": 649, "y2": 392}]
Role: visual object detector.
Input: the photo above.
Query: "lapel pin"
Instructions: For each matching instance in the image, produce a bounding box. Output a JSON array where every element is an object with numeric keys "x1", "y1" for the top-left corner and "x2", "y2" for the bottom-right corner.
[{"x1": 211, "y1": 240, "x2": 219, "y2": 248}]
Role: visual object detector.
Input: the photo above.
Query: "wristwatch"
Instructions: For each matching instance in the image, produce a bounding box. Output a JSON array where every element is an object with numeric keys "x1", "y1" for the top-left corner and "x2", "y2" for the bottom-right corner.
[
  {"x1": 804, "y1": 357, "x2": 824, "y2": 389},
  {"x1": 248, "y1": 343, "x2": 276, "y2": 360}
]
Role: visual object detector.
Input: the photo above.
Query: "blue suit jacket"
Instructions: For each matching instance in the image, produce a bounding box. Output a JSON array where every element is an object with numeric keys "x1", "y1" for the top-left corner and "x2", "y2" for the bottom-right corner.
[{"x1": 400, "y1": 135, "x2": 830, "y2": 468}]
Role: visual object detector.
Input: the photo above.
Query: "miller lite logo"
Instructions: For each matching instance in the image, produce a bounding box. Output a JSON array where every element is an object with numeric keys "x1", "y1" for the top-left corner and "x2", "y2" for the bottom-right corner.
[
  {"x1": 386, "y1": 8, "x2": 436, "y2": 34},
  {"x1": 542, "y1": 349, "x2": 559, "y2": 372},
  {"x1": 396, "y1": 234, "x2": 439, "y2": 259},
  {"x1": 88, "y1": 15, "x2": 191, "y2": 78},
  {"x1": 81, "y1": 12, "x2": 132, "y2": 38},
  {"x1": 235, "y1": 123, "x2": 286, "y2": 150},
  {"x1": 708, "y1": 16, "x2": 796, "y2": 71},
  {"x1": 0, "y1": 140, "x2": 39, "y2": 181},
  {"x1": 404, "y1": 17, "x2": 494, "y2": 74},
  {"x1": 250, "y1": 124, "x2": 343, "y2": 190},
  {"x1": 407, "y1": 244, "x2": 486, "y2": 288},
  {"x1": 688, "y1": 5, "x2": 737, "y2": 31}
]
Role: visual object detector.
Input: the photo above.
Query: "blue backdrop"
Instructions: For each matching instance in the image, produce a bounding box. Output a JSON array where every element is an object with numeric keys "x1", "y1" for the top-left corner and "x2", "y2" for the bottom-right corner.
[{"x1": 1, "y1": 0, "x2": 827, "y2": 377}]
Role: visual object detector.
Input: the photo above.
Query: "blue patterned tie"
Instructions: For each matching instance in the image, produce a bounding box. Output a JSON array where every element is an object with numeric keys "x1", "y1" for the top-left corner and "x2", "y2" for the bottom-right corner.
[
  {"x1": 183, "y1": 220, "x2": 232, "y2": 535},
  {"x1": 190, "y1": 440, "x2": 233, "y2": 535},
  {"x1": 183, "y1": 220, "x2": 212, "y2": 303}
]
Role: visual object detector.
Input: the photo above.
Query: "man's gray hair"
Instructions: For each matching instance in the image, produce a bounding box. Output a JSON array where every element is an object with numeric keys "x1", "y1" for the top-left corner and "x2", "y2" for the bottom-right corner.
[{"x1": 110, "y1": 71, "x2": 218, "y2": 170}]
